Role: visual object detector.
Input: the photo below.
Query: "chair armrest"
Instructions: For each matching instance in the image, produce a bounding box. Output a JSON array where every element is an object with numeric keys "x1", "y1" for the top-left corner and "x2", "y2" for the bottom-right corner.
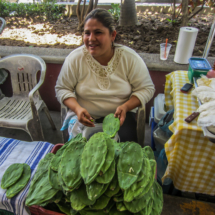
[{"x1": 137, "y1": 105, "x2": 146, "y2": 147}]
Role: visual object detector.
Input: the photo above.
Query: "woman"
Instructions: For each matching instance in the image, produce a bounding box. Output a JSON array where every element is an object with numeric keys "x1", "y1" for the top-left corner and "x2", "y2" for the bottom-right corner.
[{"x1": 55, "y1": 8, "x2": 155, "y2": 142}]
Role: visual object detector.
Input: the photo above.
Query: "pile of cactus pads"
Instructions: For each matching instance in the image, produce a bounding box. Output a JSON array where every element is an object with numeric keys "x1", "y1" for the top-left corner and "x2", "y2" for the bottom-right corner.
[{"x1": 4, "y1": 113, "x2": 163, "y2": 214}]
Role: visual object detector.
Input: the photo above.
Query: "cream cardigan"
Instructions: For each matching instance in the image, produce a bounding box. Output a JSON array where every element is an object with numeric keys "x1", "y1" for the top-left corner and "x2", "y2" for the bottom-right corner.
[{"x1": 55, "y1": 44, "x2": 155, "y2": 119}]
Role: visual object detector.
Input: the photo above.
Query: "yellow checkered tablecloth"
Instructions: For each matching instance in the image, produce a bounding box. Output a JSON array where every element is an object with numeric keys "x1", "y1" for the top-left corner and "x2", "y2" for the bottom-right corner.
[{"x1": 163, "y1": 71, "x2": 215, "y2": 195}]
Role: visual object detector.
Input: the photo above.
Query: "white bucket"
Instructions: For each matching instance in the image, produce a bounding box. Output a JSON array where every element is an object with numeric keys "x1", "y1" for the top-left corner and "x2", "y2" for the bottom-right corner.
[{"x1": 82, "y1": 123, "x2": 120, "y2": 142}]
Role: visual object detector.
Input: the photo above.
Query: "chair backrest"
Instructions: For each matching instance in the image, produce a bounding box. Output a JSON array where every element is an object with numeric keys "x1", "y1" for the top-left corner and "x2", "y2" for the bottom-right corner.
[{"x1": 0, "y1": 54, "x2": 46, "y2": 98}]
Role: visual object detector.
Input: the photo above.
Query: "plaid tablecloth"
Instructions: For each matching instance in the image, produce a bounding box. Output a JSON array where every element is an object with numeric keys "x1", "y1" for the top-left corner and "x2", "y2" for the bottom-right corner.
[
  {"x1": 163, "y1": 71, "x2": 215, "y2": 195},
  {"x1": 0, "y1": 137, "x2": 54, "y2": 215}
]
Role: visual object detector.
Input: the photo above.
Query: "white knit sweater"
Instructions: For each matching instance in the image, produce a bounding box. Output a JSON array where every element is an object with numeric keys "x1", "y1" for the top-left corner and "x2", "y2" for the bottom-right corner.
[{"x1": 55, "y1": 44, "x2": 155, "y2": 119}]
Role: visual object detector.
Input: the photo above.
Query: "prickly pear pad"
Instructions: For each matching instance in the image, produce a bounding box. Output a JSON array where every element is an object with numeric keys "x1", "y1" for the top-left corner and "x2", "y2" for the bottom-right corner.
[
  {"x1": 117, "y1": 142, "x2": 143, "y2": 190},
  {"x1": 151, "y1": 180, "x2": 163, "y2": 215},
  {"x1": 1, "y1": 163, "x2": 24, "y2": 189},
  {"x1": 80, "y1": 132, "x2": 107, "y2": 185},
  {"x1": 48, "y1": 167, "x2": 62, "y2": 190},
  {"x1": 123, "y1": 157, "x2": 151, "y2": 202},
  {"x1": 103, "y1": 113, "x2": 120, "y2": 138},
  {"x1": 60, "y1": 140, "x2": 86, "y2": 189},
  {"x1": 96, "y1": 160, "x2": 115, "y2": 184},
  {"x1": 142, "y1": 146, "x2": 155, "y2": 160},
  {"x1": 124, "y1": 194, "x2": 149, "y2": 213},
  {"x1": 99, "y1": 135, "x2": 115, "y2": 174},
  {"x1": 91, "y1": 195, "x2": 111, "y2": 210},
  {"x1": 86, "y1": 181, "x2": 104, "y2": 201},
  {"x1": 26, "y1": 170, "x2": 58, "y2": 206},
  {"x1": 6, "y1": 163, "x2": 31, "y2": 199}
]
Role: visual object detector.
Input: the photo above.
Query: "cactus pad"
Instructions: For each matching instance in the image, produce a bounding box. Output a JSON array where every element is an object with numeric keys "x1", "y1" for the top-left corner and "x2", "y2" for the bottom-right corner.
[
  {"x1": 60, "y1": 140, "x2": 86, "y2": 188},
  {"x1": 6, "y1": 163, "x2": 31, "y2": 198},
  {"x1": 117, "y1": 142, "x2": 143, "y2": 190},
  {"x1": 124, "y1": 195, "x2": 149, "y2": 213},
  {"x1": 80, "y1": 132, "x2": 107, "y2": 185},
  {"x1": 1, "y1": 163, "x2": 24, "y2": 189},
  {"x1": 26, "y1": 170, "x2": 58, "y2": 206},
  {"x1": 103, "y1": 113, "x2": 120, "y2": 138},
  {"x1": 96, "y1": 160, "x2": 115, "y2": 184},
  {"x1": 99, "y1": 135, "x2": 115, "y2": 174},
  {"x1": 142, "y1": 146, "x2": 155, "y2": 160},
  {"x1": 48, "y1": 166, "x2": 62, "y2": 190},
  {"x1": 91, "y1": 195, "x2": 111, "y2": 210},
  {"x1": 86, "y1": 181, "x2": 104, "y2": 201}
]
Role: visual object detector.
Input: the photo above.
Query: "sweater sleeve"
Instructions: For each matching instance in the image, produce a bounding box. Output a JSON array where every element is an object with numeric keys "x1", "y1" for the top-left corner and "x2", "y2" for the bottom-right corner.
[
  {"x1": 55, "y1": 56, "x2": 78, "y2": 104},
  {"x1": 128, "y1": 54, "x2": 155, "y2": 107}
]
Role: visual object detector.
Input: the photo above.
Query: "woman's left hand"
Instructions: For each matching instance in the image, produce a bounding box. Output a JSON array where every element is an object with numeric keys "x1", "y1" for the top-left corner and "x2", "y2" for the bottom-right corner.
[{"x1": 114, "y1": 105, "x2": 128, "y2": 126}]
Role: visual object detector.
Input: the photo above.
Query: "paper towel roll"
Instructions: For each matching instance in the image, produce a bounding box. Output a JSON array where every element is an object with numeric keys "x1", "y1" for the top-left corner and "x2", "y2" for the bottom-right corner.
[{"x1": 174, "y1": 27, "x2": 199, "y2": 64}]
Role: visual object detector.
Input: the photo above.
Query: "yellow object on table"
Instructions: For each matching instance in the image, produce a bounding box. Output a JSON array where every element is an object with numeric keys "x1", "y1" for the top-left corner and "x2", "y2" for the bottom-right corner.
[{"x1": 163, "y1": 70, "x2": 215, "y2": 195}]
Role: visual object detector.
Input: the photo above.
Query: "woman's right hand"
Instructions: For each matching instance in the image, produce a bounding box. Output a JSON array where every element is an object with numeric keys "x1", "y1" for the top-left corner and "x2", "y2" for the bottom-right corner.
[{"x1": 75, "y1": 107, "x2": 95, "y2": 127}]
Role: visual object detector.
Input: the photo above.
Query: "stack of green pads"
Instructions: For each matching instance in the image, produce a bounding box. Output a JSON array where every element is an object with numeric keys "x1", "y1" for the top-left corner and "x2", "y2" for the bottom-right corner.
[
  {"x1": 1, "y1": 163, "x2": 31, "y2": 198},
  {"x1": 3, "y1": 113, "x2": 163, "y2": 214}
]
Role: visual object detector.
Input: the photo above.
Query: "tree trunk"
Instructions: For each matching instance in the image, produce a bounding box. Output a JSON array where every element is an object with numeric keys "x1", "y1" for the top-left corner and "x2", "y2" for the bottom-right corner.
[
  {"x1": 181, "y1": 0, "x2": 188, "y2": 27},
  {"x1": 119, "y1": 0, "x2": 138, "y2": 26}
]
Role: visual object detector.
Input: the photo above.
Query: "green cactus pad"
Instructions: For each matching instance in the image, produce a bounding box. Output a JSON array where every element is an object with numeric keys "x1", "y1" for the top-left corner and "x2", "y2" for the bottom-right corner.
[
  {"x1": 91, "y1": 195, "x2": 111, "y2": 210},
  {"x1": 96, "y1": 160, "x2": 115, "y2": 184},
  {"x1": 48, "y1": 167, "x2": 62, "y2": 190},
  {"x1": 135, "y1": 159, "x2": 156, "y2": 200},
  {"x1": 75, "y1": 183, "x2": 96, "y2": 206},
  {"x1": 26, "y1": 169, "x2": 58, "y2": 206},
  {"x1": 103, "y1": 113, "x2": 120, "y2": 138},
  {"x1": 105, "y1": 182, "x2": 120, "y2": 198},
  {"x1": 99, "y1": 135, "x2": 115, "y2": 174},
  {"x1": 1, "y1": 163, "x2": 24, "y2": 189},
  {"x1": 151, "y1": 180, "x2": 163, "y2": 215},
  {"x1": 86, "y1": 181, "x2": 104, "y2": 201},
  {"x1": 80, "y1": 132, "x2": 107, "y2": 185},
  {"x1": 134, "y1": 206, "x2": 148, "y2": 215},
  {"x1": 109, "y1": 173, "x2": 118, "y2": 191},
  {"x1": 116, "y1": 202, "x2": 127, "y2": 211},
  {"x1": 113, "y1": 194, "x2": 123, "y2": 202},
  {"x1": 142, "y1": 146, "x2": 155, "y2": 160},
  {"x1": 124, "y1": 194, "x2": 149, "y2": 213},
  {"x1": 56, "y1": 201, "x2": 72, "y2": 215},
  {"x1": 103, "y1": 199, "x2": 115, "y2": 213},
  {"x1": 70, "y1": 189, "x2": 86, "y2": 211},
  {"x1": 117, "y1": 142, "x2": 143, "y2": 190},
  {"x1": 6, "y1": 163, "x2": 31, "y2": 198},
  {"x1": 50, "y1": 144, "x2": 68, "y2": 171},
  {"x1": 60, "y1": 140, "x2": 86, "y2": 188},
  {"x1": 109, "y1": 206, "x2": 133, "y2": 215},
  {"x1": 32, "y1": 153, "x2": 55, "y2": 184},
  {"x1": 124, "y1": 157, "x2": 151, "y2": 202}
]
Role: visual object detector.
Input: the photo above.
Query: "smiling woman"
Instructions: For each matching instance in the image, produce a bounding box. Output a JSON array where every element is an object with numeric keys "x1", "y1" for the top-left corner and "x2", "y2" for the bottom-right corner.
[{"x1": 55, "y1": 8, "x2": 155, "y2": 143}]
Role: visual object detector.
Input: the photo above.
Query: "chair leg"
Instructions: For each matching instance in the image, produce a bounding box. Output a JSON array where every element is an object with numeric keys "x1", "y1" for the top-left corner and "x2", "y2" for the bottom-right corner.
[
  {"x1": 43, "y1": 106, "x2": 56, "y2": 130},
  {"x1": 27, "y1": 118, "x2": 45, "y2": 141}
]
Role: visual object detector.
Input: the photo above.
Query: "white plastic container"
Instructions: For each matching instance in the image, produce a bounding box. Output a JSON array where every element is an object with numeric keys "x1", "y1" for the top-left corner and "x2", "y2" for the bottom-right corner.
[
  {"x1": 82, "y1": 123, "x2": 119, "y2": 142},
  {"x1": 154, "y1": 94, "x2": 167, "y2": 123}
]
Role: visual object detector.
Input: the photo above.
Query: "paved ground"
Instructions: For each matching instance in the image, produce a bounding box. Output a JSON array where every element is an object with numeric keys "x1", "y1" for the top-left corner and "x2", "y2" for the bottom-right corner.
[{"x1": 0, "y1": 110, "x2": 152, "y2": 145}]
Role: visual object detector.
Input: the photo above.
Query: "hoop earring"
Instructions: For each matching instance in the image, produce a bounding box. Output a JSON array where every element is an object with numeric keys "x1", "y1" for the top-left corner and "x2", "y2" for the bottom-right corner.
[{"x1": 112, "y1": 41, "x2": 114, "y2": 48}]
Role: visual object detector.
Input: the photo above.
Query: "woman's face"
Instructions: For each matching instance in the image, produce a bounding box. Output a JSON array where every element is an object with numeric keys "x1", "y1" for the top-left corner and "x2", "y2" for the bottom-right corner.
[{"x1": 83, "y1": 18, "x2": 116, "y2": 59}]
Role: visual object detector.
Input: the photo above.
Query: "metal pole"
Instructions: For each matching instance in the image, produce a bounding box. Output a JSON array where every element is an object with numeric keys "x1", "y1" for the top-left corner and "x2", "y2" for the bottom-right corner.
[{"x1": 202, "y1": 17, "x2": 215, "y2": 59}]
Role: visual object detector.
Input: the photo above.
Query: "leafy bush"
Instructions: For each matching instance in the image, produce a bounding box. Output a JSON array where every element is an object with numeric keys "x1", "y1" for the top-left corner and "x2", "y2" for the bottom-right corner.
[
  {"x1": 0, "y1": 0, "x2": 66, "y2": 20},
  {"x1": 108, "y1": 3, "x2": 120, "y2": 22}
]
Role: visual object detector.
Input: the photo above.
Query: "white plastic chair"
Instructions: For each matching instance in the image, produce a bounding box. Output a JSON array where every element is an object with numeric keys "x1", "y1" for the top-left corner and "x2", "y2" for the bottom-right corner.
[
  {"x1": 61, "y1": 104, "x2": 146, "y2": 147},
  {"x1": 0, "y1": 54, "x2": 56, "y2": 141}
]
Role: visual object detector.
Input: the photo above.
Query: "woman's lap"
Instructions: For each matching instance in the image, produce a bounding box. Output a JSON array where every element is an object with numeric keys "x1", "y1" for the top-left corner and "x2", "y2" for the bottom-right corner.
[{"x1": 118, "y1": 112, "x2": 137, "y2": 143}]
